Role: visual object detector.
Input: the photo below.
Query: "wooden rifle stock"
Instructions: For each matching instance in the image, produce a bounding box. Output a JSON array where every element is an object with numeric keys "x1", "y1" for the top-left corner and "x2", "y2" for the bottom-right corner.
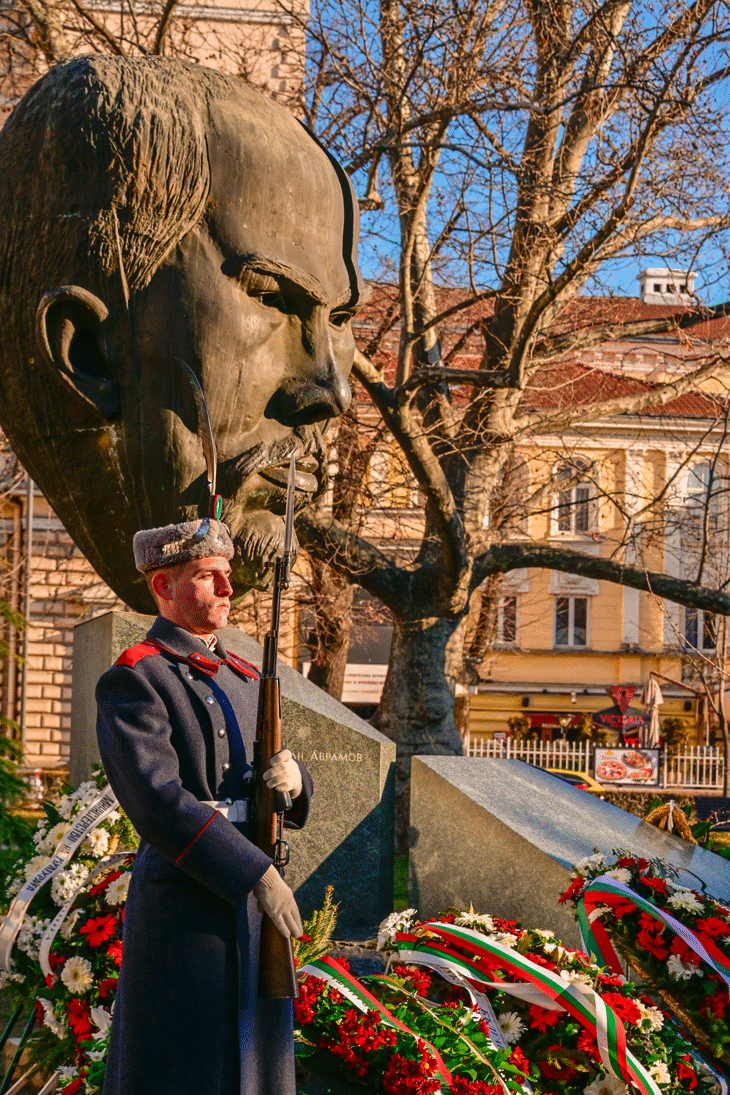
[{"x1": 253, "y1": 556, "x2": 299, "y2": 999}]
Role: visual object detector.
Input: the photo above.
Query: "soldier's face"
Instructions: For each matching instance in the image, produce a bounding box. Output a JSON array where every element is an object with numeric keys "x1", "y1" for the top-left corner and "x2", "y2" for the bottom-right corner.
[
  {"x1": 154, "y1": 556, "x2": 234, "y2": 636},
  {"x1": 126, "y1": 102, "x2": 362, "y2": 597}
]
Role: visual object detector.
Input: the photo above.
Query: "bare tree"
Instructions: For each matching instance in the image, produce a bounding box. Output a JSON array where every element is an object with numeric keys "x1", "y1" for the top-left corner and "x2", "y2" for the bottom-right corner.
[{"x1": 289, "y1": 0, "x2": 730, "y2": 840}]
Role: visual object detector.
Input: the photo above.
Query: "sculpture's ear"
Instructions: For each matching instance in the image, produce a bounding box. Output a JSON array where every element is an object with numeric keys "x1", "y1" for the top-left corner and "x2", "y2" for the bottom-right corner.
[{"x1": 35, "y1": 286, "x2": 120, "y2": 419}]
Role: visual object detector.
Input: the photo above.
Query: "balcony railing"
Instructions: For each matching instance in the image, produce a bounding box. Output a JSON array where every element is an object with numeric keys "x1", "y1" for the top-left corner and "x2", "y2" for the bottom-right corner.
[{"x1": 467, "y1": 737, "x2": 726, "y2": 791}]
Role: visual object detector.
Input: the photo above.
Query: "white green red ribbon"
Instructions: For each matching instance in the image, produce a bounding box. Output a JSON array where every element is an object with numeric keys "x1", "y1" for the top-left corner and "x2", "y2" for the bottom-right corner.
[
  {"x1": 0, "y1": 786, "x2": 119, "y2": 972},
  {"x1": 577, "y1": 876, "x2": 730, "y2": 990},
  {"x1": 395, "y1": 922, "x2": 660, "y2": 1095},
  {"x1": 299, "y1": 955, "x2": 455, "y2": 1086}
]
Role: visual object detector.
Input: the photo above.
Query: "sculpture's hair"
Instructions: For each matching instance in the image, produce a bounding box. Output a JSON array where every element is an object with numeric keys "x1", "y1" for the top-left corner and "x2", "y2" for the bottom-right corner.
[{"x1": 0, "y1": 56, "x2": 228, "y2": 302}]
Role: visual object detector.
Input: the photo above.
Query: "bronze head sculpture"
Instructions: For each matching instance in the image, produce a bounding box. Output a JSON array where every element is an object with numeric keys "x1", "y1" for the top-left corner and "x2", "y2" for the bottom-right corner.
[{"x1": 0, "y1": 56, "x2": 363, "y2": 612}]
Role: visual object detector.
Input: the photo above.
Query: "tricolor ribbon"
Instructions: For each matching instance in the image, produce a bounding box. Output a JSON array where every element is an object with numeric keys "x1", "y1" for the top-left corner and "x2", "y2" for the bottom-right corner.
[
  {"x1": 576, "y1": 876, "x2": 730, "y2": 990},
  {"x1": 0, "y1": 786, "x2": 119, "y2": 971},
  {"x1": 394, "y1": 923, "x2": 660, "y2": 1095},
  {"x1": 299, "y1": 955, "x2": 455, "y2": 1086}
]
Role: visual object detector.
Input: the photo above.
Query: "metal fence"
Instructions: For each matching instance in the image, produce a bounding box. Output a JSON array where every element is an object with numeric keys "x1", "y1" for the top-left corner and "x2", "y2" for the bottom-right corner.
[{"x1": 467, "y1": 737, "x2": 725, "y2": 790}]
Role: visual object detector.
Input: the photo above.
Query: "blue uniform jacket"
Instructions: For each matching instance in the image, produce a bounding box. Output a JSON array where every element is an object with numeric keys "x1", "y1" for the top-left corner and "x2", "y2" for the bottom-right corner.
[{"x1": 96, "y1": 615, "x2": 312, "y2": 1095}]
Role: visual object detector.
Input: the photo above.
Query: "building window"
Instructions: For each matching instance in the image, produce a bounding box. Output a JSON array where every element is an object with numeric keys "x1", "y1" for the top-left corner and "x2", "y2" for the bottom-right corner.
[
  {"x1": 556, "y1": 462, "x2": 592, "y2": 534},
  {"x1": 497, "y1": 596, "x2": 517, "y2": 644},
  {"x1": 555, "y1": 596, "x2": 588, "y2": 647},
  {"x1": 684, "y1": 607, "x2": 716, "y2": 652}
]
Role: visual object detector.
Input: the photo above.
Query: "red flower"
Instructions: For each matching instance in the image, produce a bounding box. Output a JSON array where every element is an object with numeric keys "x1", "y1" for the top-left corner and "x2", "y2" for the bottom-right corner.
[
  {"x1": 670, "y1": 937, "x2": 700, "y2": 966},
  {"x1": 601, "y1": 992, "x2": 641, "y2": 1026},
  {"x1": 508, "y1": 1046, "x2": 530, "y2": 1076},
  {"x1": 68, "y1": 998, "x2": 93, "y2": 1038},
  {"x1": 450, "y1": 1080, "x2": 502, "y2": 1094},
  {"x1": 293, "y1": 975, "x2": 327, "y2": 1025},
  {"x1": 676, "y1": 1055, "x2": 698, "y2": 1090},
  {"x1": 577, "y1": 1028, "x2": 601, "y2": 1062},
  {"x1": 381, "y1": 1048, "x2": 440, "y2": 1094},
  {"x1": 107, "y1": 939, "x2": 123, "y2": 966},
  {"x1": 528, "y1": 1005, "x2": 561, "y2": 1032},
  {"x1": 695, "y1": 916, "x2": 728, "y2": 939},
  {"x1": 89, "y1": 869, "x2": 121, "y2": 897},
  {"x1": 98, "y1": 977, "x2": 119, "y2": 1000},
  {"x1": 537, "y1": 1046, "x2": 578, "y2": 1083},
  {"x1": 559, "y1": 876, "x2": 585, "y2": 904},
  {"x1": 80, "y1": 913, "x2": 117, "y2": 947},
  {"x1": 492, "y1": 918, "x2": 520, "y2": 932},
  {"x1": 639, "y1": 876, "x2": 668, "y2": 896},
  {"x1": 63, "y1": 1080, "x2": 84, "y2": 1095},
  {"x1": 523, "y1": 951, "x2": 553, "y2": 970},
  {"x1": 607, "y1": 896, "x2": 638, "y2": 918},
  {"x1": 392, "y1": 964, "x2": 432, "y2": 994},
  {"x1": 702, "y1": 990, "x2": 728, "y2": 1019},
  {"x1": 636, "y1": 913, "x2": 669, "y2": 959},
  {"x1": 48, "y1": 951, "x2": 65, "y2": 969},
  {"x1": 598, "y1": 974, "x2": 625, "y2": 990}
]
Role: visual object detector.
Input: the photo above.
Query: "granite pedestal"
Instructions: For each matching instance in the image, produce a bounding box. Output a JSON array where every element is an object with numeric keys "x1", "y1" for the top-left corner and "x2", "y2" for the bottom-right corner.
[
  {"x1": 410, "y1": 757, "x2": 730, "y2": 950},
  {"x1": 71, "y1": 611, "x2": 395, "y2": 935}
]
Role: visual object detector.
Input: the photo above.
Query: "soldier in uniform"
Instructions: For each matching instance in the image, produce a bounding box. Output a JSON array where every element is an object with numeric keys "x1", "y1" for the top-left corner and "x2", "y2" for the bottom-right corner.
[{"x1": 96, "y1": 518, "x2": 311, "y2": 1095}]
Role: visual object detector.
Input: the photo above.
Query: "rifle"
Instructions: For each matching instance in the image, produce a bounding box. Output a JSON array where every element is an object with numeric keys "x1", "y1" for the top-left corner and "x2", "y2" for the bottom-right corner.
[{"x1": 252, "y1": 452, "x2": 299, "y2": 999}]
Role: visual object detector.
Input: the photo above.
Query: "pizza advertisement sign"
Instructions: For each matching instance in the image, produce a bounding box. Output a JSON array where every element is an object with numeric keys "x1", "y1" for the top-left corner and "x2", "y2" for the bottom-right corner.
[{"x1": 594, "y1": 746, "x2": 661, "y2": 787}]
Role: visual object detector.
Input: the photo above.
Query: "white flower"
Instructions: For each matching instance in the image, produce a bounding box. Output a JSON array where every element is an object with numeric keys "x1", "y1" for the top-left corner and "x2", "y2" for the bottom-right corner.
[
  {"x1": 589, "y1": 904, "x2": 612, "y2": 924},
  {"x1": 377, "y1": 909, "x2": 417, "y2": 950},
  {"x1": 667, "y1": 888, "x2": 703, "y2": 914},
  {"x1": 81, "y1": 828, "x2": 110, "y2": 857},
  {"x1": 33, "y1": 825, "x2": 47, "y2": 847},
  {"x1": 107, "y1": 873, "x2": 131, "y2": 906},
  {"x1": 90, "y1": 1006, "x2": 112, "y2": 1038},
  {"x1": 23, "y1": 854, "x2": 50, "y2": 879},
  {"x1": 37, "y1": 998, "x2": 66, "y2": 1038},
  {"x1": 57, "y1": 1066, "x2": 78, "y2": 1081},
  {"x1": 0, "y1": 969, "x2": 24, "y2": 989},
  {"x1": 542, "y1": 942, "x2": 569, "y2": 959},
  {"x1": 584, "y1": 1074, "x2": 628, "y2": 1095},
  {"x1": 40, "y1": 822, "x2": 69, "y2": 855},
  {"x1": 60, "y1": 908, "x2": 82, "y2": 941},
  {"x1": 51, "y1": 863, "x2": 89, "y2": 906},
  {"x1": 492, "y1": 932, "x2": 518, "y2": 948},
  {"x1": 61, "y1": 956, "x2": 94, "y2": 994},
  {"x1": 574, "y1": 853, "x2": 606, "y2": 876},
  {"x1": 560, "y1": 969, "x2": 593, "y2": 989},
  {"x1": 637, "y1": 1003, "x2": 664, "y2": 1031},
  {"x1": 649, "y1": 1061, "x2": 671, "y2": 1086},
  {"x1": 497, "y1": 1011, "x2": 526, "y2": 1045},
  {"x1": 87, "y1": 1048, "x2": 107, "y2": 1062},
  {"x1": 105, "y1": 810, "x2": 121, "y2": 824},
  {"x1": 6, "y1": 876, "x2": 22, "y2": 896},
  {"x1": 667, "y1": 953, "x2": 702, "y2": 980},
  {"x1": 455, "y1": 912, "x2": 495, "y2": 930},
  {"x1": 607, "y1": 868, "x2": 632, "y2": 885}
]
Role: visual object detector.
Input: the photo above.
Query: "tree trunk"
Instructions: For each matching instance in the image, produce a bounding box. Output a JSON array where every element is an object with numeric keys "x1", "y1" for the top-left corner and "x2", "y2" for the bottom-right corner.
[
  {"x1": 304, "y1": 560, "x2": 354, "y2": 702},
  {"x1": 374, "y1": 615, "x2": 465, "y2": 850}
]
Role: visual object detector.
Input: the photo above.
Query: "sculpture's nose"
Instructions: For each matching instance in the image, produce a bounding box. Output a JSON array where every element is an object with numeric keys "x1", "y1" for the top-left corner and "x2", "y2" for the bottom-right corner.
[{"x1": 273, "y1": 307, "x2": 352, "y2": 425}]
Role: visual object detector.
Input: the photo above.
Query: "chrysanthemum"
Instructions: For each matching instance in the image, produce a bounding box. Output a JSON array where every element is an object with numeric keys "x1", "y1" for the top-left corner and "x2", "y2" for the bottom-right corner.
[
  {"x1": 606, "y1": 868, "x2": 632, "y2": 885},
  {"x1": 649, "y1": 1061, "x2": 671, "y2": 1085},
  {"x1": 583, "y1": 1073, "x2": 628, "y2": 1095},
  {"x1": 60, "y1": 955, "x2": 94, "y2": 995},
  {"x1": 81, "y1": 828, "x2": 110, "y2": 857},
  {"x1": 37, "y1": 997, "x2": 67, "y2": 1038},
  {"x1": 666, "y1": 888, "x2": 703, "y2": 914},
  {"x1": 637, "y1": 1003, "x2": 664, "y2": 1031},
  {"x1": 667, "y1": 953, "x2": 701, "y2": 980},
  {"x1": 497, "y1": 1011, "x2": 526, "y2": 1045},
  {"x1": 376, "y1": 909, "x2": 417, "y2": 950},
  {"x1": 107, "y1": 873, "x2": 131, "y2": 906}
]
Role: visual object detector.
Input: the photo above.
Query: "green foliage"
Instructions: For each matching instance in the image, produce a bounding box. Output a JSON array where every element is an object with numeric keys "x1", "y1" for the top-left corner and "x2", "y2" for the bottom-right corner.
[
  {"x1": 506, "y1": 714, "x2": 531, "y2": 741},
  {"x1": 661, "y1": 716, "x2": 693, "y2": 755},
  {"x1": 0, "y1": 733, "x2": 34, "y2": 906},
  {"x1": 293, "y1": 885, "x2": 339, "y2": 968}
]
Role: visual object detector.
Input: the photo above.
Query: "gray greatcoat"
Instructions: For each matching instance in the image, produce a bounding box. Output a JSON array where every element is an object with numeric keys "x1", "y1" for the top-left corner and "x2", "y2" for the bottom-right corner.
[{"x1": 95, "y1": 616, "x2": 312, "y2": 1095}]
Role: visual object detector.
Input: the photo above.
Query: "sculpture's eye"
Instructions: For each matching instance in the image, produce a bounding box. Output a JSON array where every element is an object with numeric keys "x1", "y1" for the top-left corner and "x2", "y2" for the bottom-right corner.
[
  {"x1": 329, "y1": 309, "x2": 352, "y2": 329},
  {"x1": 256, "y1": 290, "x2": 286, "y2": 310}
]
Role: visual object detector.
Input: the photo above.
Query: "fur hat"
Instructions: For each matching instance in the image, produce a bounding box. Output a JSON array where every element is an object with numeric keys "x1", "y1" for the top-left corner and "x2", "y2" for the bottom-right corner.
[{"x1": 133, "y1": 519, "x2": 234, "y2": 572}]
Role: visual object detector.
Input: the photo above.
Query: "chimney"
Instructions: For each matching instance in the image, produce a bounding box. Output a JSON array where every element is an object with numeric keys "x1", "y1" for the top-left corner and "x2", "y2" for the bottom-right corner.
[{"x1": 638, "y1": 267, "x2": 696, "y2": 305}]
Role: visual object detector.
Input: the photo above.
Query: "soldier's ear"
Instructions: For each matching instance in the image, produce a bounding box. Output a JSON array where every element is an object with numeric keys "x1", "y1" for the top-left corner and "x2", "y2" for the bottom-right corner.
[{"x1": 36, "y1": 286, "x2": 120, "y2": 419}]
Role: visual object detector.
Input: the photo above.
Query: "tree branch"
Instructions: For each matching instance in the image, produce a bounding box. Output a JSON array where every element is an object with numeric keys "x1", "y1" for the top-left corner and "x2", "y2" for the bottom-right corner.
[{"x1": 475, "y1": 541, "x2": 730, "y2": 615}]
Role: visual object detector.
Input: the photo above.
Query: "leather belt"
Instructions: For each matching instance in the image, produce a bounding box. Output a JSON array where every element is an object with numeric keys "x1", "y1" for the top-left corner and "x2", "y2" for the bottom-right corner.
[{"x1": 203, "y1": 799, "x2": 249, "y2": 822}]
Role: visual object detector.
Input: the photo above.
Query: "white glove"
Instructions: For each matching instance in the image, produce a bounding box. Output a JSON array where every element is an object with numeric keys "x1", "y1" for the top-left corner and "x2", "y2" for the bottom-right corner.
[
  {"x1": 253, "y1": 865, "x2": 303, "y2": 939},
  {"x1": 263, "y1": 748, "x2": 303, "y2": 799}
]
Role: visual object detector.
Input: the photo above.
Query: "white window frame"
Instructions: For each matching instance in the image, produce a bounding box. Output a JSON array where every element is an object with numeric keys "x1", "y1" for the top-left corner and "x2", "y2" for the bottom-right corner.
[
  {"x1": 684, "y1": 606, "x2": 717, "y2": 653},
  {"x1": 496, "y1": 595, "x2": 518, "y2": 645},
  {"x1": 553, "y1": 461, "x2": 595, "y2": 537},
  {"x1": 554, "y1": 595, "x2": 589, "y2": 648}
]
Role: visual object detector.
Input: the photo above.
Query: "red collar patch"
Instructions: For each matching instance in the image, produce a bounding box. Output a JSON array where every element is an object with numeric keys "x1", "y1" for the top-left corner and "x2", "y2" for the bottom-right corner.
[{"x1": 225, "y1": 651, "x2": 260, "y2": 681}]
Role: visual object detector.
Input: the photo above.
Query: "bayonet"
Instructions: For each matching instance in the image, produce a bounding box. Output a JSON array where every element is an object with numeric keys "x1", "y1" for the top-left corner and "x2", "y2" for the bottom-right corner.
[{"x1": 177, "y1": 358, "x2": 222, "y2": 520}]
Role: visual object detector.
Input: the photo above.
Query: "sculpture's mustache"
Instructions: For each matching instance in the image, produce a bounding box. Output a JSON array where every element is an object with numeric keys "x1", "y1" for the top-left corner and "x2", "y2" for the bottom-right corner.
[{"x1": 217, "y1": 426, "x2": 325, "y2": 503}]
